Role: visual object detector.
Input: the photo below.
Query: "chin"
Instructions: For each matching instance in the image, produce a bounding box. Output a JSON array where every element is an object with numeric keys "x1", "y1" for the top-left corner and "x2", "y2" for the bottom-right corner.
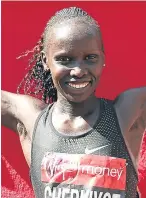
[
  {"x1": 57, "y1": 86, "x2": 96, "y2": 103},
  {"x1": 65, "y1": 93, "x2": 95, "y2": 104}
]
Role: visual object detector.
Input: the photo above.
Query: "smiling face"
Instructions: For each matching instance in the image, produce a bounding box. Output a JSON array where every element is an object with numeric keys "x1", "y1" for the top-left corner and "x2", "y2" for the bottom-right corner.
[{"x1": 43, "y1": 19, "x2": 105, "y2": 103}]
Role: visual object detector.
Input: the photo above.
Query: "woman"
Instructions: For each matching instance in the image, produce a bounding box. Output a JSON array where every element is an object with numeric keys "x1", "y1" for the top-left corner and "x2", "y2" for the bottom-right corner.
[{"x1": 2, "y1": 7, "x2": 146, "y2": 198}]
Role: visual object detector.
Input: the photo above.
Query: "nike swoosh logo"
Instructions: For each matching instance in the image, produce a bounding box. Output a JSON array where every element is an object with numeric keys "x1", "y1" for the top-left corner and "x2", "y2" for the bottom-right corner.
[{"x1": 85, "y1": 144, "x2": 110, "y2": 154}]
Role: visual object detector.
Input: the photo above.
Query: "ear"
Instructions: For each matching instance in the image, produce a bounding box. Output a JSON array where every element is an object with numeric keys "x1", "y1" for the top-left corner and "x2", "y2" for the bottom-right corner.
[{"x1": 41, "y1": 51, "x2": 49, "y2": 71}]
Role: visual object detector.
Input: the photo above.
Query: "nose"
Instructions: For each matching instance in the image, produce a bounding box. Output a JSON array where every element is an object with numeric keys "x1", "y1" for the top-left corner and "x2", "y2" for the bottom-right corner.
[{"x1": 70, "y1": 66, "x2": 88, "y2": 78}]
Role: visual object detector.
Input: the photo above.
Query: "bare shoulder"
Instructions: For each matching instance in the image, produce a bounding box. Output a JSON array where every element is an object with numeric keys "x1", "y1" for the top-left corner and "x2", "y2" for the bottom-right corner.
[
  {"x1": 1, "y1": 90, "x2": 47, "y2": 136},
  {"x1": 113, "y1": 87, "x2": 146, "y2": 133}
]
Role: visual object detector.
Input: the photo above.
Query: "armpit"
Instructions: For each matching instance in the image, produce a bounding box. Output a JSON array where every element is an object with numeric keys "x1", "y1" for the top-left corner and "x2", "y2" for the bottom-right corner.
[
  {"x1": 17, "y1": 121, "x2": 28, "y2": 137},
  {"x1": 130, "y1": 101, "x2": 146, "y2": 131},
  {"x1": 130, "y1": 116, "x2": 145, "y2": 131}
]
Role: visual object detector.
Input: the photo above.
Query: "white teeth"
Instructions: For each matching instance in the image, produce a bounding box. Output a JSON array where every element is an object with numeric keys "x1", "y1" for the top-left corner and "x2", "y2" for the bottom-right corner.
[{"x1": 68, "y1": 82, "x2": 89, "y2": 89}]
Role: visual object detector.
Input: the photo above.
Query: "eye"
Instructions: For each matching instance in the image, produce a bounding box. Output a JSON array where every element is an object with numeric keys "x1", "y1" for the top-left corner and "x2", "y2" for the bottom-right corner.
[
  {"x1": 55, "y1": 56, "x2": 72, "y2": 62},
  {"x1": 85, "y1": 54, "x2": 99, "y2": 62}
]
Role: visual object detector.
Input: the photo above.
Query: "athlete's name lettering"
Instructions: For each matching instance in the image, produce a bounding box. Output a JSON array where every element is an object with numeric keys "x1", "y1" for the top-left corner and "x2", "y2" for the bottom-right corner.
[
  {"x1": 44, "y1": 160, "x2": 123, "y2": 181},
  {"x1": 44, "y1": 186, "x2": 121, "y2": 198}
]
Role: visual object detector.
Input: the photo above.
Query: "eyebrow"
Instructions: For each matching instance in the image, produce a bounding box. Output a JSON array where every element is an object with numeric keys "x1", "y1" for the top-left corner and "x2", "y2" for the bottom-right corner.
[{"x1": 53, "y1": 49, "x2": 101, "y2": 57}]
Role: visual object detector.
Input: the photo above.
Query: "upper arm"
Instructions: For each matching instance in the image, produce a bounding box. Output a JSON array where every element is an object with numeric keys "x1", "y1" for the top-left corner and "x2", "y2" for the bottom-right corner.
[
  {"x1": 2, "y1": 91, "x2": 19, "y2": 132},
  {"x1": 1, "y1": 90, "x2": 47, "y2": 135},
  {"x1": 114, "y1": 87, "x2": 146, "y2": 133}
]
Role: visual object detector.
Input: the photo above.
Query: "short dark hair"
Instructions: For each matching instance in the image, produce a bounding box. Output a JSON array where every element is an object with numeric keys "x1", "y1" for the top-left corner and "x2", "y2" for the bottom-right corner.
[{"x1": 17, "y1": 7, "x2": 102, "y2": 104}]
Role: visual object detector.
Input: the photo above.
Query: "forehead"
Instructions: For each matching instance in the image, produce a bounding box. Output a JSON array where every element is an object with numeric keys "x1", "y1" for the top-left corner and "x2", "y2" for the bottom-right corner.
[{"x1": 47, "y1": 20, "x2": 102, "y2": 54}]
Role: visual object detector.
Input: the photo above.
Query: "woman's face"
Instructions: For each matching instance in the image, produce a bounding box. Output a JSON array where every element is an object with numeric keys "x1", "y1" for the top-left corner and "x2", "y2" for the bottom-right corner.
[{"x1": 43, "y1": 20, "x2": 105, "y2": 103}]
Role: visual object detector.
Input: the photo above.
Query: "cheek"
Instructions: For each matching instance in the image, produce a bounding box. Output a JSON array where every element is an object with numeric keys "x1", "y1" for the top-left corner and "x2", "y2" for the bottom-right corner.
[
  {"x1": 91, "y1": 65, "x2": 103, "y2": 79},
  {"x1": 50, "y1": 64, "x2": 68, "y2": 84},
  {"x1": 96, "y1": 67, "x2": 103, "y2": 76},
  {"x1": 91, "y1": 55, "x2": 104, "y2": 78}
]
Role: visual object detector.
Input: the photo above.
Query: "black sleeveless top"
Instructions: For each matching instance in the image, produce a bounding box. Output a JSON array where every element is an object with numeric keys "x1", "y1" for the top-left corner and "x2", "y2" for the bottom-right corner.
[{"x1": 30, "y1": 99, "x2": 138, "y2": 198}]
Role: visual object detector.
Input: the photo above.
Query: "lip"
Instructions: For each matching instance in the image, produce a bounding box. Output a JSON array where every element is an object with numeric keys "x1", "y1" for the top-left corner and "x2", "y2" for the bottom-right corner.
[
  {"x1": 64, "y1": 81, "x2": 92, "y2": 93},
  {"x1": 65, "y1": 79, "x2": 92, "y2": 84},
  {"x1": 65, "y1": 81, "x2": 91, "y2": 85}
]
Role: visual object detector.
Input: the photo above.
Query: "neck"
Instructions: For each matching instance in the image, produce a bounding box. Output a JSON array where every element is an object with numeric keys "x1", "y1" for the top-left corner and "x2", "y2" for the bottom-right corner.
[{"x1": 54, "y1": 93, "x2": 99, "y2": 118}]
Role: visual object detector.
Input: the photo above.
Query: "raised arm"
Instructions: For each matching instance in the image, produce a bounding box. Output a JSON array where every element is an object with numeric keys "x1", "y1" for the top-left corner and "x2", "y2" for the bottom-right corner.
[
  {"x1": 1, "y1": 90, "x2": 47, "y2": 135},
  {"x1": 2, "y1": 90, "x2": 20, "y2": 132},
  {"x1": 114, "y1": 87, "x2": 146, "y2": 169},
  {"x1": 114, "y1": 87, "x2": 146, "y2": 133}
]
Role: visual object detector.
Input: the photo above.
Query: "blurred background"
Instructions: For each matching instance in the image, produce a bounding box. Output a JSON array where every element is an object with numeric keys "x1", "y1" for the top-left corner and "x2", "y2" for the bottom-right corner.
[{"x1": 1, "y1": 2, "x2": 146, "y2": 197}]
